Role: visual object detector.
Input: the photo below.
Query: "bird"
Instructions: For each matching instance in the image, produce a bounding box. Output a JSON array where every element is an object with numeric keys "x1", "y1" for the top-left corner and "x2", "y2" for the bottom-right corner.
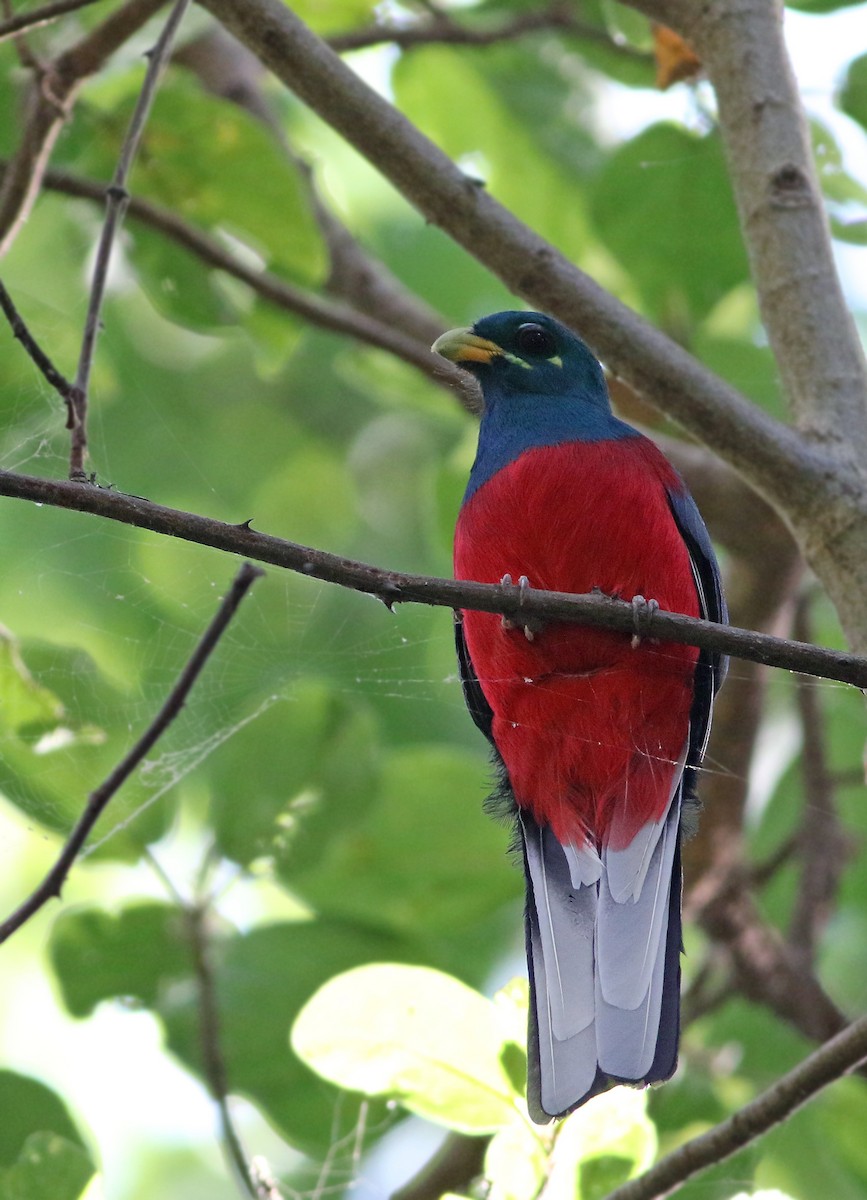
[{"x1": 432, "y1": 311, "x2": 726, "y2": 1123}]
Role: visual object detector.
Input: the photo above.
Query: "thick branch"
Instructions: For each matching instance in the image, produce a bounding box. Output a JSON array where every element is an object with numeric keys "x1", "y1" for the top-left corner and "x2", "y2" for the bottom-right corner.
[
  {"x1": 196, "y1": 0, "x2": 817, "y2": 520},
  {"x1": 642, "y1": 0, "x2": 867, "y2": 459},
  {"x1": 605, "y1": 1012, "x2": 867, "y2": 1200},
  {"x1": 0, "y1": 561, "x2": 263, "y2": 945},
  {"x1": 0, "y1": 468, "x2": 866, "y2": 686}
]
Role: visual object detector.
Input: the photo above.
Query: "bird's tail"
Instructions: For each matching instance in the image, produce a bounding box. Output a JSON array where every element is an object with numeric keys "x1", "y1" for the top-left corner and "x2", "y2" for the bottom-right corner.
[{"x1": 521, "y1": 796, "x2": 683, "y2": 1123}]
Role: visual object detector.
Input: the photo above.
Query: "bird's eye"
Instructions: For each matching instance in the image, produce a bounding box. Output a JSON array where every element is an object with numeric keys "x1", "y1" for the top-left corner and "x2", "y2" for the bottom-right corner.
[{"x1": 515, "y1": 323, "x2": 557, "y2": 357}]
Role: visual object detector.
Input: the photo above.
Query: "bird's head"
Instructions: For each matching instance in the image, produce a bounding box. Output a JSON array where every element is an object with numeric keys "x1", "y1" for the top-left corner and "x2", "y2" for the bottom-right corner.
[{"x1": 432, "y1": 311, "x2": 609, "y2": 410}]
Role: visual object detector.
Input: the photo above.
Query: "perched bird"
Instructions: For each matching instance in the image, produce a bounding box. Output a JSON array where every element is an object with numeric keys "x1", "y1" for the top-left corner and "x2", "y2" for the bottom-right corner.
[{"x1": 433, "y1": 311, "x2": 726, "y2": 1123}]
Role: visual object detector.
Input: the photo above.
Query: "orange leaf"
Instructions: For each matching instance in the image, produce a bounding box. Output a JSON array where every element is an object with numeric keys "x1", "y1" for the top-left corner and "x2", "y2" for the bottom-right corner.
[{"x1": 652, "y1": 24, "x2": 702, "y2": 90}]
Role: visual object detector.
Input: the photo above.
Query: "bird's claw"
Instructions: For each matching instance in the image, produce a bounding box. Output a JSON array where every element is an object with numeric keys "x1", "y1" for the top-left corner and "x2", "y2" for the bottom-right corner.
[
  {"x1": 631, "y1": 594, "x2": 660, "y2": 648},
  {"x1": 500, "y1": 574, "x2": 544, "y2": 641}
]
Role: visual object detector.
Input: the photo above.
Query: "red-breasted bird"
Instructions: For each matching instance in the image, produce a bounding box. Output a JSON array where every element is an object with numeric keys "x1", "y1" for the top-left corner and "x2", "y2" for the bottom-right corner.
[{"x1": 433, "y1": 311, "x2": 726, "y2": 1123}]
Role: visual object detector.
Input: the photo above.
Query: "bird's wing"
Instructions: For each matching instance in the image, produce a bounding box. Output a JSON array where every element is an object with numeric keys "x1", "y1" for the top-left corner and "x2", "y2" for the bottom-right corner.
[
  {"x1": 454, "y1": 612, "x2": 495, "y2": 743},
  {"x1": 666, "y1": 485, "x2": 728, "y2": 800}
]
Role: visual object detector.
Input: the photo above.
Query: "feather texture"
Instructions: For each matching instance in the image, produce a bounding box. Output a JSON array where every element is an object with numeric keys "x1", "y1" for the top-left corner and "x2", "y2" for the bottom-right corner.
[{"x1": 438, "y1": 311, "x2": 726, "y2": 1122}]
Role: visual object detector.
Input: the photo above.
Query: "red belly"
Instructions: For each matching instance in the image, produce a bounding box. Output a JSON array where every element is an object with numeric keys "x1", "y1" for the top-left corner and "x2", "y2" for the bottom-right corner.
[{"x1": 454, "y1": 438, "x2": 700, "y2": 849}]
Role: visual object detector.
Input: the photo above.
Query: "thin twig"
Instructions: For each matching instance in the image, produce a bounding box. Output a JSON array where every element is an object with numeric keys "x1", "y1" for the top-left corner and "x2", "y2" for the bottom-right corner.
[
  {"x1": 604, "y1": 1011, "x2": 867, "y2": 1200},
  {"x1": 0, "y1": 274, "x2": 76, "y2": 406},
  {"x1": 22, "y1": 164, "x2": 469, "y2": 397},
  {"x1": 0, "y1": 467, "x2": 865, "y2": 688},
  {"x1": 0, "y1": 561, "x2": 264, "y2": 945},
  {"x1": 0, "y1": 0, "x2": 103, "y2": 42},
  {"x1": 69, "y1": 0, "x2": 189, "y2": 478},
  {"x1": 188, "y1": 900, "x2": 273, "y2": 1199},
  {"x1": 328, "y1": 6, "x2": 649, "y2": 60},
  {"x1": 1, "y1": 0, "x2": 42, "y2": 68},
  {"x1": 0, "y1": 0, "x2": 167, "y2": 256}
]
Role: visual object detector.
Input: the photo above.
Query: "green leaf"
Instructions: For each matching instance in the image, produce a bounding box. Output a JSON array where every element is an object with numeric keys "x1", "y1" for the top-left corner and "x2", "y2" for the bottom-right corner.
[
  {"x1": 0, "y1": 1134, "x2": 94, "y2": 1200},
  {"x1": 0, "y1": 1073, "x2": 88, "y2": 1168},
  {"x1": 840, "y1": 53, "x2": 867, "y2": 131},
  {"x1": 166, "y1": 920, "x2": 421, "y2": 1151},
  {"x1": 292, "y1": 964, "x2": 521, "y2": 1132},
  {"x1": 486, "y1": 1121, "x2": 548, "y2": 1200},
  {"x1": 48, "y1": 902, "x2": 422, "y2": 1152},
  {"x1": 64, "y1": 74, "x2": 325, "y2": 283},
  {"x1": 393, "y1": 47, "x2": 590, "y2": 261},
  {"x1": 210, "y1": 684, "x2": 379, "y2": 871},
  {"x1": 0, "y1": 627, "x2": 65, "y2": 737},
  {"x1": 811, "y1": 120, "x2": 867, "y2": 245},
  {"x1": 590, "y1": 123, "x2": 750, "y2": 326},
  {"x1": 48, "y1": 902, "x2": 191, "y2": 1017},
  {"x1": 129, "y1": 225, "x2": 236, "y2": 332},
  {"x1": 548, "y1": 1090, "x2": 657, "y2": 1200},
  {"x1": 0, "y1": 1073, "x2": 94, "y2": 1200},
  {"x1": 787, "y1": 0, "x2": 864, "y2": 11},
  {"x1": 287, "y1": 745, "x2": 518, "y2": 938}
]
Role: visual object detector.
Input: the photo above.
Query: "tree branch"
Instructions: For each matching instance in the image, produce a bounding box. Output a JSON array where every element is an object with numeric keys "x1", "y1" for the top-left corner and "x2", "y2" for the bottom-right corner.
[
  {"x1": 0, "y1": 0, "x2": 167, "y2": 256},
  {"x1": 605, "y1": 1011, "x2": 867, "y2": 1200},
  {"x1": 21, "y1": 164, "x2": 469, "y2": 397},
  {"x1": 172, "y1": 27, "x2": 451, "y2": 350},
  {"x1": 327, "y1": 6, "x2": 649, "y2": 61},
  {"x1": 627, "y1": 0, "x2": 867, "y2": 459},
  {"x1": 196, "y1": 0, "x2": 818, "y2": 519},
  {"x1": 0, "y1": 0, "x2": 102, "y2": 42},
  {"x1": 0, "y1": 273, "x2": 76, "y2": 406},
  {"x1": 187, "y1": 899, "x2": 276, "y2": 1199},
  {"x1": 0, "y1": 560, "x2": 263, "y2": 945},
  {"x1": 788, "y1": 594, "x2": 851, "y2": 963},
  {"x1": 390, "y1": 1132, "x2": 487, "y2": 1200},
  {"x1": 0, "y1": 467, "x2": 865, "y2": 686},
  {"x1": 68, "y1": 0, "x2": 189, "y2": 479}
]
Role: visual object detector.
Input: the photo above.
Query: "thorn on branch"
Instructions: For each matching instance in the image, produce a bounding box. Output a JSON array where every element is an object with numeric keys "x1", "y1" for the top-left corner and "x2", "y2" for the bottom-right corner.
[{"x1": 378, "y1": 581, "x2": 402, "y2": 611}]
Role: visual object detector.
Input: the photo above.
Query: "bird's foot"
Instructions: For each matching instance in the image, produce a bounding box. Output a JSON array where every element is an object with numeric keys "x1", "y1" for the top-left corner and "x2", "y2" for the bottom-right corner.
[
  {"x1": 631, "y1": 595, "x2": 660, "y2": 648},
  {"x1": 500, "y1": 574, "x2": 544, "y2": 642}
]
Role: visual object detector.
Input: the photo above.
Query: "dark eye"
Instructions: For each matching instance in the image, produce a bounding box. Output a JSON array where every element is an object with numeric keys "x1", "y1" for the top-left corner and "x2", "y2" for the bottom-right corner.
[{"x1": 515, "y1": 322, "x2": 557, "y2": 357}]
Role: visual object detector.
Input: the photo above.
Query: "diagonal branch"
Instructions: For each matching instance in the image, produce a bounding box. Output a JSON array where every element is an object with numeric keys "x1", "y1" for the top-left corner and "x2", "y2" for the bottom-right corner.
[
  {"x1": 0, "y1": 560, "x2": 263, "y2": 946},
  {"x1": 26, "y1": 164, "x2": 469, "y2": 397},
  {"x1": 69, "y1": 0, "x2": 190, "y2": 479},
  {"x1": 327, "y1": 6, "x2": 649, "y2": 61},
  {"x1": 187, "y1": 898, "x2": 277, "y2": 1199},
  {"x1": 196, "y1": 0, "x2": 817, "y2": 519},
  {"x1": 604, "y1": 1010, "x2": 867, "y2": 1200},
  {"x1": 0, "y1": 0, "x2": 103, "y2": 42},
  {"x1": 0, "y1": 0, "x2": 167, "y2": 256},
  {"x1": 624, "y1": 0, "x2": 867, "y2": 458},
  {"x1": 0, "y1": 274, "x2": 76, "y2": 405},
  {"x1": 0, "y1": 467, "x2": 865, "y2": 687}
]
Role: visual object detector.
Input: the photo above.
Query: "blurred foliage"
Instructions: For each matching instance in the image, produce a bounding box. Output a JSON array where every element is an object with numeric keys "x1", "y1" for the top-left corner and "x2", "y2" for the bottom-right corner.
[{"x1": 0, "y1": 0, "x2": 865, "y2": 1198}]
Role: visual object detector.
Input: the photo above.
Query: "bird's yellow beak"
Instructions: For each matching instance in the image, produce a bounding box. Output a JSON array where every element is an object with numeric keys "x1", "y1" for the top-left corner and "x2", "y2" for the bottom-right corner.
[{"x1": 431, "y1": 327, "x2": 502, "y2": 365}]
